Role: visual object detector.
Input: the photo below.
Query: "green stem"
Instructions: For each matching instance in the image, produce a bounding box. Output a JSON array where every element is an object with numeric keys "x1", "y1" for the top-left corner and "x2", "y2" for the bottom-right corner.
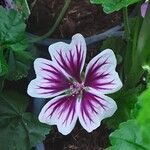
[
  {"x1": 123, "y1": 7, "x2": 130, "y2": 40},
  {"x1": 0, "y1": 77, "x2": 4, "y2": 92},
  {"x1": 122, "y1": 7, "x2": 132, "y2": 86},
  {"x1": 0, "y1": 49, "x2": 5, "y2": 92},
  {"x1": 31, "y1": 0, "x2": 71, "y2": 43},
  {"x1": 124, "y1": 4, "x2": 144, "y2": 89}
]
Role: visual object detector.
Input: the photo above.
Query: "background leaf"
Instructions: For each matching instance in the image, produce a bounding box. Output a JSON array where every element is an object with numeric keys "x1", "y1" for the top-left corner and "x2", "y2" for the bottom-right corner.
[
  {"x1": 137, "y1": 83, "x2": 150, "y2": 147},
  {"x1": 0, "y1": 49, "x2": 8, "y2": 76},
  {"x1": 90, "y1": 0, "x2": 141, "y2": 13},
  {"x1": 124, "y1": 4, "x2": 150, "y2": 90},
  {"x1": 107, "y1": 120, "x2": 148, "y2": 150},
  {"x1": 100, "y1": 38, "x2": 140, "y2": 129},
  {"x1": 0, "y1": 91, "x2": 50, "y2": 150},
  {"x1": 15, "y1": 0, "x2": 30, "y2": 19},
  {"x1": 105, "y1": 89, "x2": 138, "y2": 129},
  {"x1": 0, "y1": 6, "x2": 33, "y2": 80},
  {"x1": 136, "y1": 4, "x2": 150, "y2": 65}
]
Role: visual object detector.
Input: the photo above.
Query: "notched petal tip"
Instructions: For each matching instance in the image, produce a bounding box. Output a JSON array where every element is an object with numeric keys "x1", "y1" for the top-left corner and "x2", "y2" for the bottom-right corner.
[
  {"x1": 85, "y1": 48, "x2": 122, "y2": 94},
  {"x1": 48, "y1": 42, "x2": 68, "y2": 54},
  {"x1": 27, "y1": 78, "x2": 51, "y2": 98},
  {"x1": 116, "y1": 76, "x2": 123, "y2": 90},
  {"x1": 72, "y1": 33, "x2": 85, "y2": 41},
  {"x1": 102, "y1": 48, "x2": 114, "y2": 53},
  {"x1": 78, "y1": 91, "x2": 117, "y2": 133},
  {"x1": 27, "y1": 79, "x2": 37, "y2": 98},
  {"x1": 38, "y1": 95, "x2": 78, "y2": 135},
  {"x1": 27, "y1": 81, "x2": 32, "y2": 97},
  {"x1": 100, "y1": 48, "x2": 117, "y2": 65},
  {"x1": 48, "y1": 33, "x2": 87, "y2": 81},
  {"x1": 27, "y1": 57, "x2": 71, "y2": 98}
]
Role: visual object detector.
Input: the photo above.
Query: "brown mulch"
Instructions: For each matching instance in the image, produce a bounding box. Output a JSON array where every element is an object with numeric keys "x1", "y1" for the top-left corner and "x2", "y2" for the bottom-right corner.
[
  {"x1": 44, "y1": 123, "x2": 111, "y2": 150},
  {"x1": 27, "y1": 0, "x2": 122, "y2": 149},
  {"x1": 27, "y1": 0, "x2": 122, "y2": 38}
]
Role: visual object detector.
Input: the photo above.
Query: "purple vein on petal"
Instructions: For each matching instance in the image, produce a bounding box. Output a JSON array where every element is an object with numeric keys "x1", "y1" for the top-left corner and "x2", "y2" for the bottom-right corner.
[
  {"x1": 62, "y1": 97, "x2": 76, "y2": 125},
  {"x1": 45, "y1": 95, "x2": 77, "y2": 125},
  {"x1": 85, "y1": 55, "x2": 117, "y2": 91},
  {"x1": 53, "y1": 45, "x2": 84, "y2": 82},
  {"x1": 36, "y1": 62, "x2": 70, "y2": 95},
  {"x1": 80, "y1": 92, "x2": 107, "y2": 125},
  {"x1": 85, "y1": 57, "x2": 109, "y2": 83}
]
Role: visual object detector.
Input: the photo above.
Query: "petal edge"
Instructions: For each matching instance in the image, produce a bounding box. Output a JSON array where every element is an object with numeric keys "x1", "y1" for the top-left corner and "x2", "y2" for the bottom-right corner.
[
  {"x1": 38, "y1": 95, "x2": 78, "y2": 135},
  {"x1": 78, "y1": 91, "x2": 117, "y2": 132},
  {"x1": 48, "y1": 34, "x2": 87, "y2": 82},
  {"x1": 85, "y1": 49, "x2": 122, "y2": 94}
]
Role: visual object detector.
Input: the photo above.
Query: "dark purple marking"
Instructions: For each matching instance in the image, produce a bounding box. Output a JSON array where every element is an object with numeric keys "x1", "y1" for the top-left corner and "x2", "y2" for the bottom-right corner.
[
  {"x1": 85, "y1": 56, "x2": 115, "y2": 91},
  {"x1": 80, "y1": 91, "x2": 107, "y2": 124},
  {"x1": 37, "y1": 63, "x2": 71, "y2": 95},
  {"x1": 45, "y1": 95, "x2": 77, "y2": 126},
  {"x1": 54, "y1": 45, "x2": 84, "y2": 82}
]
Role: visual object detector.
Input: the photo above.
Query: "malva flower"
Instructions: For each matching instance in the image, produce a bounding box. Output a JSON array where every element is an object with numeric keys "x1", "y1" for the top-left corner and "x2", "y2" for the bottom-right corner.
[
  {"x1": 27, "y1": 34, "x2": 122, "y2": 135},
  {"x1": 141, "y1": 0, "x2": 149, "y2": 17},
  {"x1": 0, "y1": 0, "x2": 14, "y2": 9}
]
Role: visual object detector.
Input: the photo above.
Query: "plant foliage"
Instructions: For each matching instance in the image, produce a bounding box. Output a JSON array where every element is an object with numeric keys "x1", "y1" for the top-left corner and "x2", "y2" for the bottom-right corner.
[
  {"x1": 0, "y1": 6, "x2": 32, "y2": 80},
  {"x1": 137, "y1": 84, "x2": 150, "y2": 147},
  {"x1": 107, "y1": 120, "x2": 148, "y2": 150},
  {"x1": 0, "y1": 91, "x2": 50, "y2": 150},
  {"x1": 90, "y1": 0, "x2": 141, "y2": 13},
  {"x1": 15, "y1": 0, "x2": 30, "y2": 19}
]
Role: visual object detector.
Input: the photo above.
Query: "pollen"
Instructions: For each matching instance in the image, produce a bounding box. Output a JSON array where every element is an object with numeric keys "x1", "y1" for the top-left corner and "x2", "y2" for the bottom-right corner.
[{"x1": 70, "y1": 81, "x2": 86, "y2": 95}]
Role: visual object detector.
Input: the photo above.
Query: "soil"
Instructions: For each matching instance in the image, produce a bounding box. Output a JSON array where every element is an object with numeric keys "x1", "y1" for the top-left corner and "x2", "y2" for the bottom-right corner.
[
  {"x1": 26, "y1": 0, "x2": 122, "y2": 150},
  {"x1": 44, "y1": 123, "x2": 111, "y2": 150},
  {"x1": 27, "y1": 0, "x2": 122, "y2": 38}
]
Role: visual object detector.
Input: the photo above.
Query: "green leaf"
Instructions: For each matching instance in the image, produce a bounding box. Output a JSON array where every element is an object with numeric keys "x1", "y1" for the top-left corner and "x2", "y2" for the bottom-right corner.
[
  {"x1": 6, "y1": 50, "x2": 32, "y2": 80},
  {"x1": 137, "y1": 84, "x2": 150, "y2": 147},
  {"x1": 100, "y1": 37, "x2": 126, "y2": 65},
  {"x1": 15, "y1": 0, "x2": 30, "y2": 19},
  {"x1": 127, "y1": 5, "x2": 150, "y2": 92},
  {"x1": 105, "y1": 89, "x2": 138, "y2": 129},
  {"x1": 22, "y1": 113, "x2": 50, "y2": 147},
  {"x1": 0, "y1": 91, "x2": 50, "y2": 150},
  {"x1": 90, "y1": 0, "x2": 141, "y2": 13},
  {"x1": 100, "y1": 37, "x2": 126, "y2": 52},
  {"x1": 107, "y1": 120, "x2": 148, "y2": 150},
  {"x1": 136, "y1": 5, "x2": 150, "y2": 65},
  {"x1": 0, "y1": 7, "x2": 25, "y2": 43},
  {"x1": 0, "y1": 48, "x2": 8, "y2": 76},
  {"x1": 0, "y1": 6, "x2": 32, "y2": 80},
  {"x1": 121, "y1": 15, "x2": 144, "y2": 89}
]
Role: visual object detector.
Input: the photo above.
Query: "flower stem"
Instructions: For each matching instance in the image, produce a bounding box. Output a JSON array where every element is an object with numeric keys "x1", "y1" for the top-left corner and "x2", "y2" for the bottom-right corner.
[
  {"x1": 123, "y1": 7, "x2": 130, "y2": 40},
  {"x1": 31, "y1": 0, "x2": 71, "y2": 43},
  {"x1": 0, "y1": 77, "x2": 4, "y2": 92}
]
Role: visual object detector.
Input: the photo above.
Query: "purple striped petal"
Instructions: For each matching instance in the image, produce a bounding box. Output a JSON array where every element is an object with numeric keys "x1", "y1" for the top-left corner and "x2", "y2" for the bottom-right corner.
[
  {"x1": 27, "y1": 58, "x2": 71, "y2": 98},
  {"x1": 84, "y1": 49, "x2": 122, "y2": 94},
  {"x1": 38, "y1": 94, "x2": 78, "y2": 135},
  {"x1": 141, "y1": 1, "x2": 149, "y2": 17},
  {"x1": 48, "y1": 34, "x2": 86, "y2": 82},
  {"x1": 0, "y1": 0, "x2": 15, "y2": 9},
  {"x1": 77, "y1": 90, "x2": 117, "y2": 132}
]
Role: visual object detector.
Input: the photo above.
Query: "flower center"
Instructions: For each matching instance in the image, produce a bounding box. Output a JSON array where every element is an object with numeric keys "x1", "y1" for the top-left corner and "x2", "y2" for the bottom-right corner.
[{"x1": 70, "y1": 81, "x2": 86, "y2": 95}]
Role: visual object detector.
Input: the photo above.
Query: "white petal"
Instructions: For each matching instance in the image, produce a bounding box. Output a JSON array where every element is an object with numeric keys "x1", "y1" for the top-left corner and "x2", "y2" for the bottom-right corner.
[
  {"x1": 85, "y1": 49, "x2": 122, "y2": 94},
  {"x1": 27, "y1": 58, "x2": 70, "y2": 98},
  {"x1": 48, "y1": 33, "x2": 87, "y2": 82},
  {"x1": 39, "y1": 95, "x2": 79, "y2": 135},
  {"x1": 77, "y1": 90, "x2": 117, "y2": 132}
]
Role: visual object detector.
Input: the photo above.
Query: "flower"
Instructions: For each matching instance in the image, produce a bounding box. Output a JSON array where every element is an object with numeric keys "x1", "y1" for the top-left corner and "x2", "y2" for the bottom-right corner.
[
  {"x1": 0, "y1": 0, "x2": 14, "y2": 9},
  {"x1": 141, "y1": 0, "x2": 149, "y2": 17},
  {"x1": 27, "y1": 34, "x2": 122, "y2": 135}
]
